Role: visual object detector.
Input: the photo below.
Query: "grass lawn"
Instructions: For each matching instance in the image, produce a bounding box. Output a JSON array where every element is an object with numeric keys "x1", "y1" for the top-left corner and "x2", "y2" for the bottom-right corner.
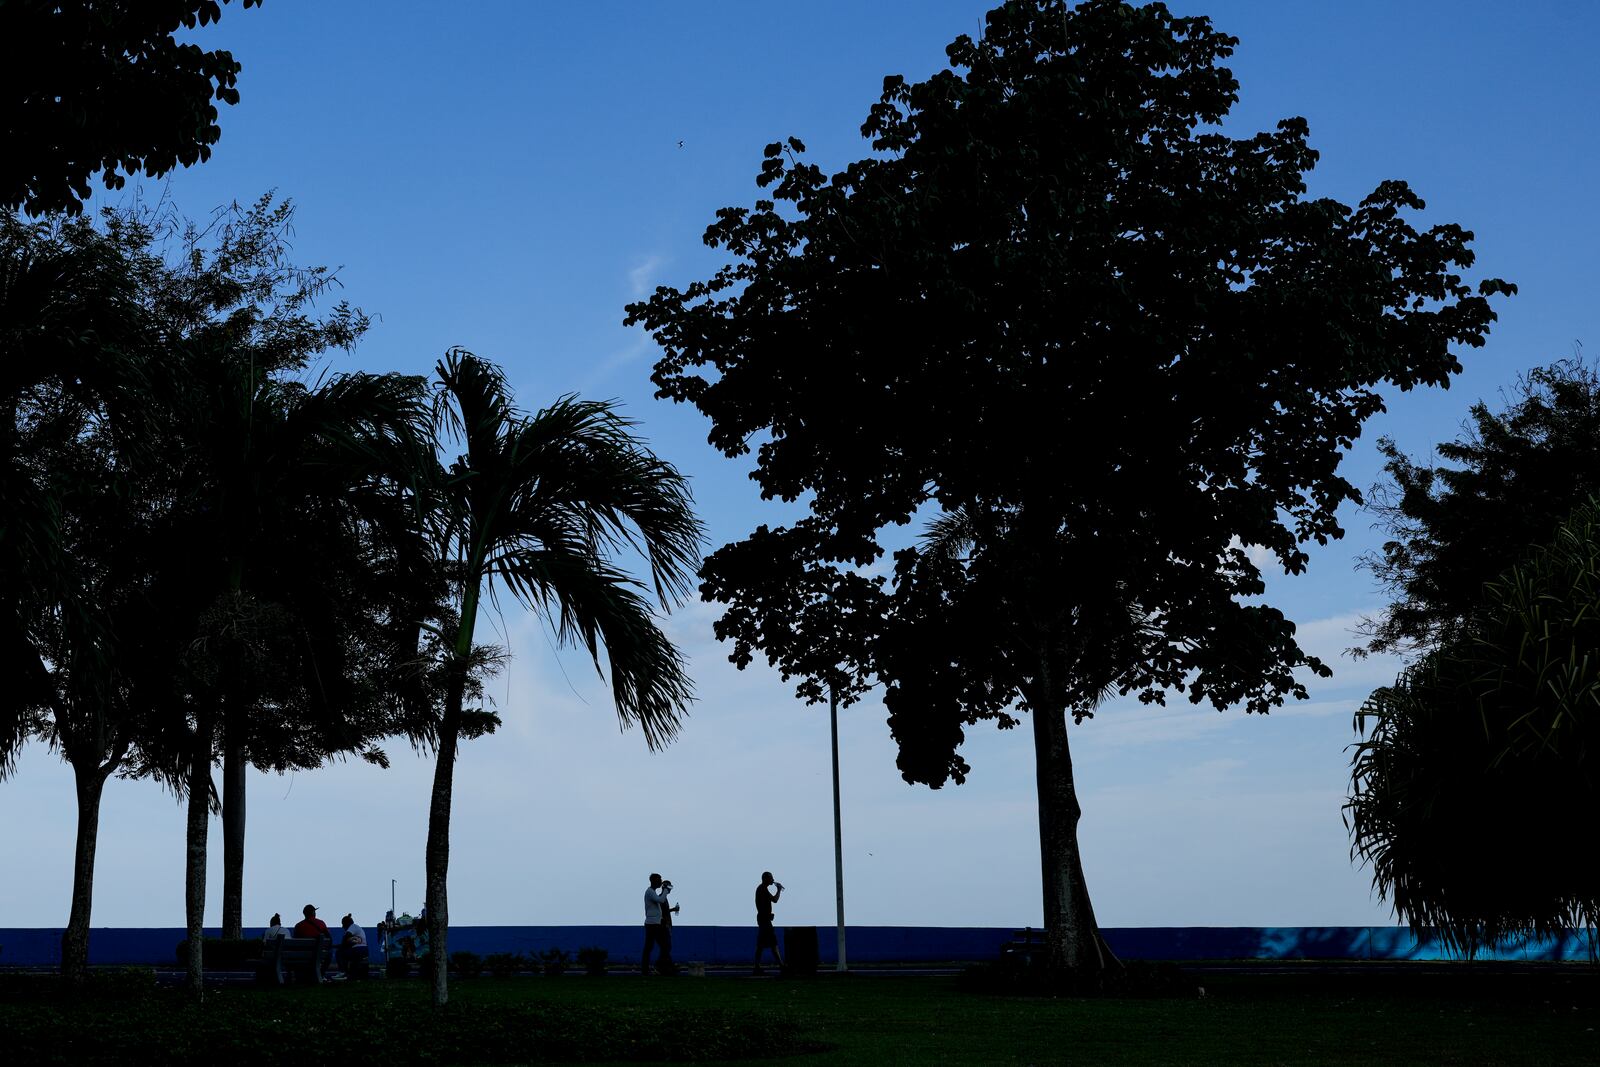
[{"x1": 2, "y1": 965, "x2": 1597, "y2": 1064}]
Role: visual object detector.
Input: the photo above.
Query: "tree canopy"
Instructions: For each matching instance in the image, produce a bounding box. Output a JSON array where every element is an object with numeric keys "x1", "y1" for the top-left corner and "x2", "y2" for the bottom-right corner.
[
  {"x1": 0, "y1": 199, "x2": 440, "y2": 981},
  {"x1": 1360, "y1": 359, "x2": 1600, "y2": 657},
  {"x1": 628, "y1": 0, "x2": 1512, "y2": 979},
  {"x1": 1, "y1": 0, "x2": 263, "y2": 216}
]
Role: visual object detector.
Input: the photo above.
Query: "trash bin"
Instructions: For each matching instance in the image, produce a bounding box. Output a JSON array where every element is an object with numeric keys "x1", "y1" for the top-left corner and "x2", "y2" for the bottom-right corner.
[{"x1": 783, "y1": 926, "x2": 819, "y2": 977}]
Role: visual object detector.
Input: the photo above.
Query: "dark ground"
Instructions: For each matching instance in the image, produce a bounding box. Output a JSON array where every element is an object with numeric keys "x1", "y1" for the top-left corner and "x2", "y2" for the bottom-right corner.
[{"x1": 1, "y1": 961, "x2": 1595, "y2": 1065}]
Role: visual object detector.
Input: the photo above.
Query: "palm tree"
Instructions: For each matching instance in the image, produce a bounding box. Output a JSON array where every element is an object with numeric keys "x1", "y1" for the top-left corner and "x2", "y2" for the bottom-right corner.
[
  {"x1": 0, "y1": 212, "x2": 162, "y2": 981},
  {"x1": 99, "y1": 195, "x2": 423, "y2": 987},
  {"x1": 417, "y1": 348, "x2": 703, "y2": 1007},
  {"x1": 147, "y1": 360, "x2": 429, "y2": 996}
]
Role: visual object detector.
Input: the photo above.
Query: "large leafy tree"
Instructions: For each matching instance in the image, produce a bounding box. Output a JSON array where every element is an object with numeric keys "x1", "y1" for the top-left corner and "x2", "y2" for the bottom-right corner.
[
  {"x1": 1359, "y1": 359, "x2": 1600, "y2": 657},
  {"x1": 629, "y1": 0, "x2": 1511, "y2": 983},
  {"x1": 1348, "y1": 497, "x2": 1600, "y2": 951},
  {"x1": 123, "y1": 201, "x2": 429, "y2": 991},
  {"x1": 143, "y1": 361, "x2": 430, "y2": 992},
  {"x1": 0, "y1": 0, "x2": 263, "y2": 216},
  {"x1": 414, "y1": 349, "x2": 702, "y2": 1007},
  {"x1": 2, "y1": 198, "x2": 434, "y2": 983},
  {"x1": 0, "y1": 212, "x2": 165, "y2": 980}
]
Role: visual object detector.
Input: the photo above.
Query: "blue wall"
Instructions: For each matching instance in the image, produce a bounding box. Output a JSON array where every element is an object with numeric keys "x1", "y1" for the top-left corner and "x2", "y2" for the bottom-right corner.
[{"x1": 1, "y1": 925, "x2": 1594, "y2": 967}]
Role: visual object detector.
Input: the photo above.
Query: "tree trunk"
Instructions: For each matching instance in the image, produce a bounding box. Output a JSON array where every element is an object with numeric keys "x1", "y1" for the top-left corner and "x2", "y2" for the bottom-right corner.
[
  {"x1": 184, "y1": 713, "x2": 215, "y2": 998},
  {"x1": 221, "y1": 720, "x2": 247, "y2": 940},
  {"x1": 60, "y1": 761, "x2": 108, "y2": 982},
  {"x1": 424, "y1": 672, "x2": 465, "y2": 1008},
  {"x1": 1030, "y1": 691, "x2": 1118, "y2": 989}
]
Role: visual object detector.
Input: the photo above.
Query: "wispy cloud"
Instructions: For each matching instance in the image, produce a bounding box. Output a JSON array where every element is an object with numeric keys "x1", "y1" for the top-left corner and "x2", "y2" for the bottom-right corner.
[
  {"x1": 627, "y1": 254, "x2": 665, "y2": 299},
  {"x1": 576, "y1": 332, "x2": 652, "y2": 393}
]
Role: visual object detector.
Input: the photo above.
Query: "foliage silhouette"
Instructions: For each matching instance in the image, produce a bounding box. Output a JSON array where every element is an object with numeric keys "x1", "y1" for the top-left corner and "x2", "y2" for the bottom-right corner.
[
  {"x1": 629, "y1": 0, "x2": 1512, "y2": 985},
  {"x1": 1360, "y1": 359, "x2": 1600, "y2": 658},
  {"x1": 0, "y1": 211, "x2": 167, "y2": 980},
  {"x1": 1349, "y1": 497, "x2": 1600, "y2": 952},
  {"x1": 0, "y1": 197, "x2": 436, "y2": 989},
  {"x1": 1, "y1": 0, "x2": 264, "y2": 216},
  {"x1": 413, "y1": 348, "x2": 702, "y2": 1007}
]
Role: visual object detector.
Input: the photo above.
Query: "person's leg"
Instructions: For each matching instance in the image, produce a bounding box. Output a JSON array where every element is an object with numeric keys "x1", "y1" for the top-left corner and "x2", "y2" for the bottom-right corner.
[
  {"x1": 640, "y1": 927, "x2": 659, "y2": 979},
  {"x1": 755, "y1": 924, "x2": 776, "y2": 973},
  {"x1": 659, "y1": 925, "x2": 674, "y2": 975}
]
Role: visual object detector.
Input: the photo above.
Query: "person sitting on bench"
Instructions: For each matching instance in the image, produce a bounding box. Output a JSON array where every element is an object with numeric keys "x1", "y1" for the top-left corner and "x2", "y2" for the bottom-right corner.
[
  {"x1": 264, "y1": 913, "x2": 288, "y2": 940},
  {"x1": 293, "y1": 904, "x2": 329, "y2": 939},
  {"x1": 337, "y1": 913, "x2": 369, "y2": 977}
]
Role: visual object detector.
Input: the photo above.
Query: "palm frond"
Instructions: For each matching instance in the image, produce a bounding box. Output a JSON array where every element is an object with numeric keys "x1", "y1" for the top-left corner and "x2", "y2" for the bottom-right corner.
[{"x1": 428, "y1": 349, "x2": 705, "y2": 746}]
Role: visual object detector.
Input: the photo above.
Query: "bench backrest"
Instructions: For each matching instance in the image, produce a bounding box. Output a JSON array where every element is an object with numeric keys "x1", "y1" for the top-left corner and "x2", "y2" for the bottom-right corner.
[{"x1": 269, "y1": 935, "x2": 330, "y2": 962}]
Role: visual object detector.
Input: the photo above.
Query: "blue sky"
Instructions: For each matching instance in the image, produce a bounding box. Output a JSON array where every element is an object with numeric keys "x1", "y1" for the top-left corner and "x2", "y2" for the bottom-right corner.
[{"x1": 5, "y1": 1, "x2": 1598, "y2": 932}]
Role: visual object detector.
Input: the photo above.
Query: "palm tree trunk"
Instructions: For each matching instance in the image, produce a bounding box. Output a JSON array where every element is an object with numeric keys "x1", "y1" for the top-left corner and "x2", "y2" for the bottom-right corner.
[
  {"x1": 1030, "y1": 685, "x2": 1118, "y2": 988},
  {"x1": 184, "y1": 711, "x2": 215, "y2": 998},
  {"x1": 424, "y1": 674, "x2": 463, "y2": 1008},
  {"x1": 425, "y1": 575, "x2": 480, "y2": 1009},
  {"x1": 61, "y1": 759, "x2": 108, "y2": 982},
  {"x1": 221, "y1": 718, "x2": 246, "y2": 940}
]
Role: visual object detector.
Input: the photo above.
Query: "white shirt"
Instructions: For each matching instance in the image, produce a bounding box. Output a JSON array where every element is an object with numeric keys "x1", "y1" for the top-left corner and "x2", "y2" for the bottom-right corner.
[
  {"x1": 343, "y1": 922, "x2": 366, "y2": 948},
  {"x1": 264, "y1": 924, "x2": 287, "y2": 939},
  {"x1": 644, "y1": 886, "x2": 670, "y2": 924}
]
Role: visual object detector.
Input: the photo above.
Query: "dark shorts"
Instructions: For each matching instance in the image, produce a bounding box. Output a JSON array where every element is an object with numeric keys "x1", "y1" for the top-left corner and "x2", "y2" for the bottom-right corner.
[{"x1": 756, "y1": 919, "x2": 778, "y2": 948}]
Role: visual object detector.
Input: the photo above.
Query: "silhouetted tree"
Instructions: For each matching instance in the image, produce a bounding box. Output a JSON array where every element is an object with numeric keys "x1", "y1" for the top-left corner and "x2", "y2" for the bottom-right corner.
[
  {"x1": 131, "y1": 359, "x2": 433, "y2": 994},
  {"x1": 1360, "y1": 359, "x2": 1600, "y2": 657},
  {"x1": 700, "y1": 524, "x2": 881, "y2": 711},
  {"x1": 629, "y1": 0, "x2": 1512, "y2": 985},
  {"x1": 85, "y1": 196, "x2": 427, "y2": 991},
  {"x1": 0, "y1": 0, "x2": 263, "y2": 216},
  {"x1": 1348, "y1": 497, "x2": 1600, "y2": 951},
  {"x1": 0, "y1": 211, "x2": 168, "y2": 980},
  {"x1": 414, "y1": 349, "x2": 702, "y2": 1007},
  {"x1": 2, "y1": 199, "x2": 435, "y2": 982}
]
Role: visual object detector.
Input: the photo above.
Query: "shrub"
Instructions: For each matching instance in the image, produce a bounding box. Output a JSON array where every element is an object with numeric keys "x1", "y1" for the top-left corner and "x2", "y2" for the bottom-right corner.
[
  {"x1": 173, "y1": 938, "x2": 262, "y2": 970},
  {"x1": 87, "y1": 967, "x2": 159, "y2": 999},
  {"x1": 576, "y1": 946, "x2": 609, "y2": 976},
  {"x1": 449, "y1": 950, "x2": 484, "y2": 979},
  {"x1": 538, "y1": 948, "x2": 570, "y2": 977},
  {"x1": 484, "y1": 952, "x2": 525, "y2": 978}
]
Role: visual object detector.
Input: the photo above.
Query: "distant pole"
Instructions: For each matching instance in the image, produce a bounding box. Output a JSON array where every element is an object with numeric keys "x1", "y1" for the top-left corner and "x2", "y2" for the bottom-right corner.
[{"x1": 830, "y1": 684, "x2": 847, "y2": 971}]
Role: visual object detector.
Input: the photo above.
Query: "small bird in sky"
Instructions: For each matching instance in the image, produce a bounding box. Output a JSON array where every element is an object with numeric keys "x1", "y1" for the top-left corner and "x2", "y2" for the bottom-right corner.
[{"x1": 677, "y1": 140, "x2": 684, "y2": 149}]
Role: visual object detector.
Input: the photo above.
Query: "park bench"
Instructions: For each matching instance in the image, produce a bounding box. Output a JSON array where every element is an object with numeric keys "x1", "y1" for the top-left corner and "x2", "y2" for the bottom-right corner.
[
  {"x1": 261, "y1": 934, "x2": 331, "y2": 985},
  {"x1": 999, "y1": 928, "x2": 1047, "y2": 967}
]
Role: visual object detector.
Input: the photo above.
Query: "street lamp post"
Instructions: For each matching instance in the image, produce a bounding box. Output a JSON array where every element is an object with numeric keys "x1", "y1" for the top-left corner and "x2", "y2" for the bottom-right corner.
[{"x1": 829, "y1": 684, "x2": 847, "y2": 972}]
